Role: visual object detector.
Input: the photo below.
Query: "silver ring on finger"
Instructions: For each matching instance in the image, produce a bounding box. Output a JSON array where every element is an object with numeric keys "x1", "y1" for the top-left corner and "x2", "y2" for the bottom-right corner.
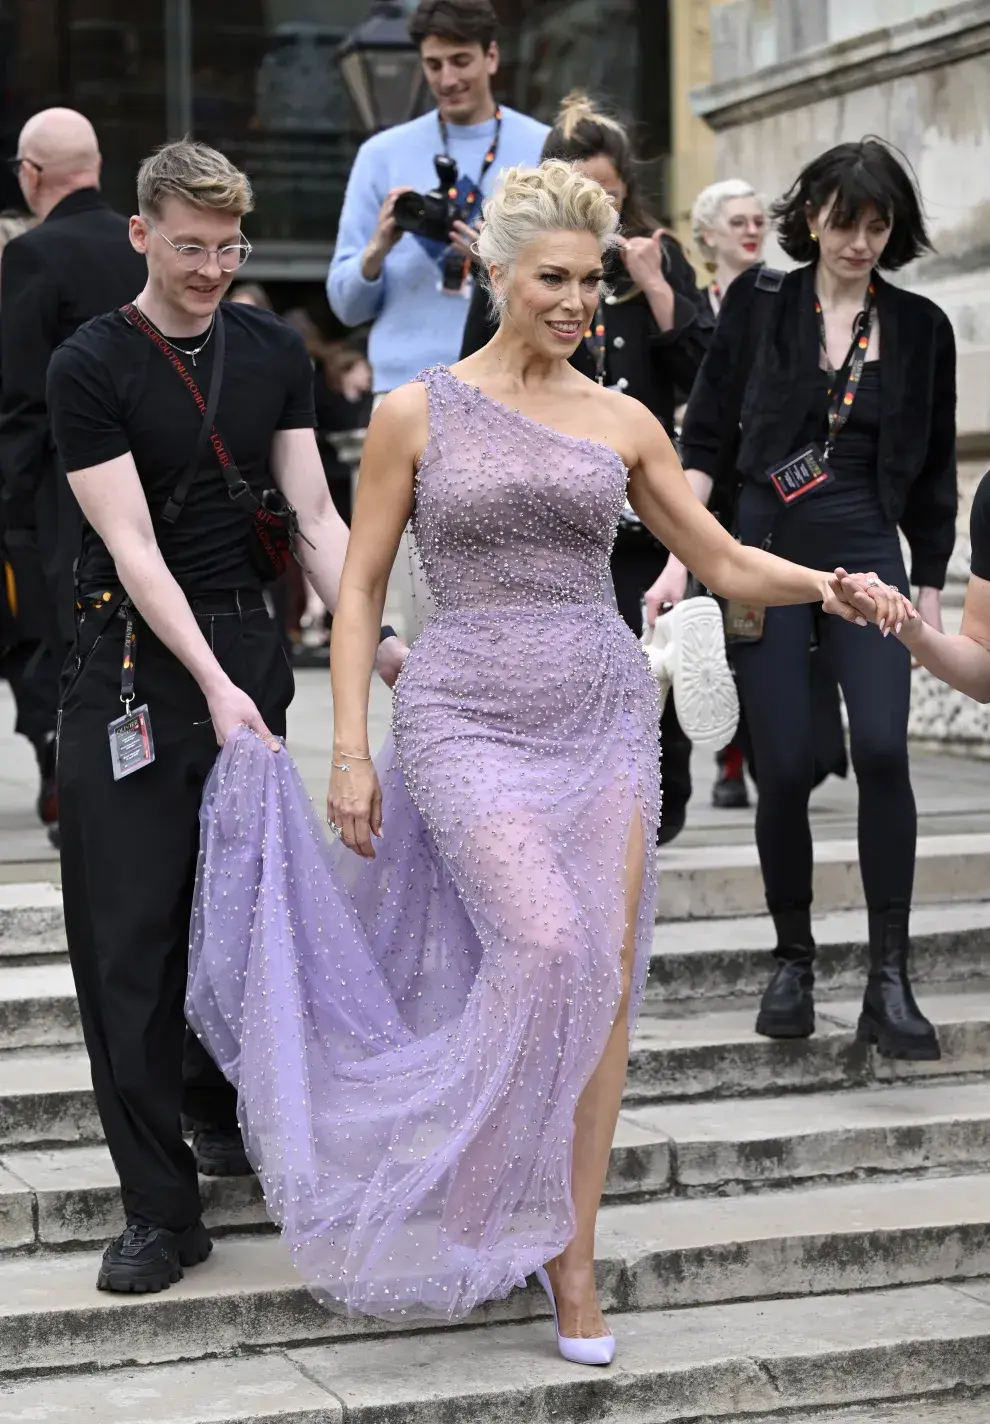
[{"x1": 326, "y1": 818, "x2": 341, "y2": 838}]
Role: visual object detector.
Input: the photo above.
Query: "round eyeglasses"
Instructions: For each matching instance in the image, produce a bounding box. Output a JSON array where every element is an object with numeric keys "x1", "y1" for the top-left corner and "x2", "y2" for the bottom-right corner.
[{"x1": 146, "y1": 220, "x2": 252, "y2": 273}]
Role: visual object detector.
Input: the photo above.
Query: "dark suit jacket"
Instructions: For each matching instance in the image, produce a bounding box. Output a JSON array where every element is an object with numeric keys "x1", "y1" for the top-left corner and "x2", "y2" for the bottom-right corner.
[
  {"x1": 680, "y1": 262, "x2": 958, "y2": 589},
  {"x1": 459, "y1": 234, "x2": 714, "y2": 435},
  {"x1": 0, "y1": 188, "x2": 147, "y2": 638}
]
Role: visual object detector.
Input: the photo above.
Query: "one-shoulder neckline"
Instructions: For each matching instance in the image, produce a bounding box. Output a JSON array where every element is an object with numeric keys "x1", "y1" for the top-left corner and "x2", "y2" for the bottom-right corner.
[{"x1": 436, "y1": 365, "x2": 630, "y2": 474}]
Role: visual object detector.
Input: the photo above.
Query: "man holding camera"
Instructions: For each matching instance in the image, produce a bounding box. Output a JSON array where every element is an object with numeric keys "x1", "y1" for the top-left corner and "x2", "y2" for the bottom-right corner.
[{"x1": 328, "y1": 0, "x2": 547, "y2": 395}]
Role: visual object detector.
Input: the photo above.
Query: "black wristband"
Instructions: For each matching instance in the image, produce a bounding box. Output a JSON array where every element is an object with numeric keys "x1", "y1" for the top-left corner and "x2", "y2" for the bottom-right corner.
[{"x1": 378, "y1": 625, "x2": 397, "y2": 644}]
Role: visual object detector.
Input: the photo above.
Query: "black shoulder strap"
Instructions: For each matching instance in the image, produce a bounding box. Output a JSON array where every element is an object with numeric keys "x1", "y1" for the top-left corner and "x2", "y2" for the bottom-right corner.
[
  {"x1": 163, "y1": 306, "x2": 225, "y2": 524},
  {"x1": 713, "y1": 268, "x2": 784, "y2": 492},
  {"x1": 120, "y1": 303, "x2": 227, "y2": 525},
  {"x1": 755, "y1": 265, "x2": 786, "y2": 293}
]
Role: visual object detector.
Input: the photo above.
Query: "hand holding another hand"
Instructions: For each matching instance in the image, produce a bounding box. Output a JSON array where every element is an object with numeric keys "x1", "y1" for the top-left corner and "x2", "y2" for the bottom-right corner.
[{"x1": 828, "y1": 569, "x2": 918, "y2": 635}]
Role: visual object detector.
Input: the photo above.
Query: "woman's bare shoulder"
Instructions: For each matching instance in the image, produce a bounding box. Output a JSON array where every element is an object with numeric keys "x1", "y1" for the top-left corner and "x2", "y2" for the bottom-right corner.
[{"x1": 367, "y1": 380, "x2": 430, "y2": 455}]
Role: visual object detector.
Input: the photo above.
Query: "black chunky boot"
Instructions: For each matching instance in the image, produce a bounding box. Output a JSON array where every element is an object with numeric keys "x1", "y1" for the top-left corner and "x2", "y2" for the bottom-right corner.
[
  {"x1": 857, "y1": 907, "x2": 941, "y2": 1061},
  {"x1": 755, "y1": 907, "x2": 816, "y2": 1039}
]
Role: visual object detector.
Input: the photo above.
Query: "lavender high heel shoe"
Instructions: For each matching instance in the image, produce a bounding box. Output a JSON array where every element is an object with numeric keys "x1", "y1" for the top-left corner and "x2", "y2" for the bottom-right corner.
[{"x1": 535, "y1": 1265, "x2": 616, "y2": 1366}]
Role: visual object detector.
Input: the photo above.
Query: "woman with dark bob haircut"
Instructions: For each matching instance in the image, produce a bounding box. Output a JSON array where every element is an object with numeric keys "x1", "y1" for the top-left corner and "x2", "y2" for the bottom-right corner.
[{"x1": 671, "y1": 138, "x2": 957, "y2": 1061}]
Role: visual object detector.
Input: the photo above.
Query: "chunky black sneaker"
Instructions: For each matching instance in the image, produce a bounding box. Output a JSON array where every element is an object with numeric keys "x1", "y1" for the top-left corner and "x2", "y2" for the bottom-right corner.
[
  {"x1": 96, "y1": 1219, "x2": 212, "y2": 1293},
  {"x1": 192, "y1": 1126, "x2": 252, "y2": 1177}
]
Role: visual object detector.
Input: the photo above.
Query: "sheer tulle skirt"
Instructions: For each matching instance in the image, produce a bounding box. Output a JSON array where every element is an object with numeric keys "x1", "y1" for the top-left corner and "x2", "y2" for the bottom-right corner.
[{"x1": 187, "y1": 602, "x2": 660, "y2": 1322}]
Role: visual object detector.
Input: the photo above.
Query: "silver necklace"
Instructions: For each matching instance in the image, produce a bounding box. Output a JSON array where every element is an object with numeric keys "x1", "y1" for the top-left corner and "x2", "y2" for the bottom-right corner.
[{"x1": 135, "y1": 303, "x2": 216, "y2": 366}]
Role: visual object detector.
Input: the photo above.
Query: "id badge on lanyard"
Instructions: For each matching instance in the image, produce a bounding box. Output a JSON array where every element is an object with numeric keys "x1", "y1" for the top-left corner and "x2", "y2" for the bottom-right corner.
[
  {"x1": 766, "y1": 281, "x2": 876, "y2": 507},
  {"x1": 107, "y1": 609, "x2": 155, "y2": 779}
]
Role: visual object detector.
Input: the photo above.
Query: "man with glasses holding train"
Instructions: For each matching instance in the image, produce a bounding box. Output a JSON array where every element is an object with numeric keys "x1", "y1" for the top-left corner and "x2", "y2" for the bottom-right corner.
[{"x1": 47, "y1": 139, "x2": 404, "y2": 1295}]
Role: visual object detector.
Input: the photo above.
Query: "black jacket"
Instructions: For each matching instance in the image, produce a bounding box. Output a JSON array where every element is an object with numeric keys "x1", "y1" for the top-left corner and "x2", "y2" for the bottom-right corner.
[
  {"x1": 0, "y1": 189, "x2": 147, "y2": 638},
  {"x1": 680, "y1": 262, "x2": 958, "y2": 590},
  {"x1": 0, "y1": 188, "x2": 147, "y2": 527},
  {"x1": 459, "y1": 235, "x2": 714, "y2": 434}
]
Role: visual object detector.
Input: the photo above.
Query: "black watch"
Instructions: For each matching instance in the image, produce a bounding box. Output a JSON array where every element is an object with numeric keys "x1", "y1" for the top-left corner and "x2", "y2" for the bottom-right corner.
[{"x1": 378, "y1": 625, "x2": 397, "y2": 644}]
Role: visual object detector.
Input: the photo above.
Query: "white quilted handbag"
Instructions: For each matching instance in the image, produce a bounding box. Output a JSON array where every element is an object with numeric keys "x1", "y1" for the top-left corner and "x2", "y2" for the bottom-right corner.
[{"x1": 641, "y1": 596, "x2": 739, "y2": 750}]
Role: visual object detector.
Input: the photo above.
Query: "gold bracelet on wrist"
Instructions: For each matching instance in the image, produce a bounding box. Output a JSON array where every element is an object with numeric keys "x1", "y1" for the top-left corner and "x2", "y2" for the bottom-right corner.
[{"x1": 332, "y1": 750, "x2": 372, "y2": 773}]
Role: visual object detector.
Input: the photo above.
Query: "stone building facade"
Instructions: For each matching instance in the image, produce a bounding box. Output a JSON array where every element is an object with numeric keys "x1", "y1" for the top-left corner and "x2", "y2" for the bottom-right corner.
[{"x1": 679, "y1": 0, "x2": 990, "y2": 747}]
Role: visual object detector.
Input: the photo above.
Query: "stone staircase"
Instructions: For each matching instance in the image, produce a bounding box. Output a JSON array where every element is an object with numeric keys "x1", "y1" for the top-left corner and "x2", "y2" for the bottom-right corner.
[{"x1": 1, "y1": 838, "x2": 990, "y2": 1423}]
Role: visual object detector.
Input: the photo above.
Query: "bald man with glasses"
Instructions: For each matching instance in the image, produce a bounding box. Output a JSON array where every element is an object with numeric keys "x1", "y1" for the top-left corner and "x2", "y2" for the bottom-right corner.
[{"x1": 0, "y1": 110, "x2": 147, "y2": 844}]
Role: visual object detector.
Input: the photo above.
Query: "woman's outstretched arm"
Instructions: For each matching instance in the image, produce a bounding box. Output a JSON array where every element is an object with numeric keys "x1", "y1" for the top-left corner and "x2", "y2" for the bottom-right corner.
[
  {"x1": 623, "y1": 395, "x2": 913, "y2": 633},
  {"x1": 887, "y1": 575, "x2": 990, "y2": 702}
]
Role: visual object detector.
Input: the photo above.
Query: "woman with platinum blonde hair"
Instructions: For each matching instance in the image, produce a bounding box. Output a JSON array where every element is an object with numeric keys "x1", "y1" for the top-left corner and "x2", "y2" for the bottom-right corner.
[
  {"x1": 691, "y1": 177, "x2": 768, "y2": 314},
  {"x1": 189, "y1": 160, "x2": 912, "y2": 1363}
]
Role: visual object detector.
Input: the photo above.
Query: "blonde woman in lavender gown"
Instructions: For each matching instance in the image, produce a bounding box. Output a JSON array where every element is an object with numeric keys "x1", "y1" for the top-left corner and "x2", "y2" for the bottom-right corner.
[{"x1": 187, "y1": 161, "x2": 910, "y2": 1364}]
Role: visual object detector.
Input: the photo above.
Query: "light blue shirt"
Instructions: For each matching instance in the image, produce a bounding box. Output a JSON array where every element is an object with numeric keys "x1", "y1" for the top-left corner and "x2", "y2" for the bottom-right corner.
[{"x1": 328, "y1": 106, "x2": 549, "y2": 392}]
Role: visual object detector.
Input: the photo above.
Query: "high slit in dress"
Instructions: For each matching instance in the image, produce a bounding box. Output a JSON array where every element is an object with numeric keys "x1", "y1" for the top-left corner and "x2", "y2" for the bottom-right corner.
[{"x1": 186, "y1": 364, "x2": 662, "y2": 1322}]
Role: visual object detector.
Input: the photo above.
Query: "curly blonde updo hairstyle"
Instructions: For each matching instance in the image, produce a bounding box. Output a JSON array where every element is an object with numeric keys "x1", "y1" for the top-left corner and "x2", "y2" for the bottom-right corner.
[{"x1": 476, "y1": 160, "x2": 620, "y2": 318}]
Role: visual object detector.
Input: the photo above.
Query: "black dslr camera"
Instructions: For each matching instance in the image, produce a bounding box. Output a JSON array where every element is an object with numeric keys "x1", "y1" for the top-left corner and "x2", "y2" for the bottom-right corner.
[{"x1": 393, "y1": 155, "x2": 470, "y2": 291}]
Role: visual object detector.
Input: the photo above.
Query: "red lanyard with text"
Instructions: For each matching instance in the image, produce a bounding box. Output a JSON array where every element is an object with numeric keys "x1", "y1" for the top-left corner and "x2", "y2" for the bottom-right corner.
[{"x1": 814, "y1": 281, "x2": 876, "y2": 463}]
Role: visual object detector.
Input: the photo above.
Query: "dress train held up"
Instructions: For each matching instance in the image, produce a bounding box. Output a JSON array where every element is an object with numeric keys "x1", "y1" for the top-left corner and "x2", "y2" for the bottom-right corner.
[{"x1": 187, "y1": 366, "x2": 661, "y2": 1322}]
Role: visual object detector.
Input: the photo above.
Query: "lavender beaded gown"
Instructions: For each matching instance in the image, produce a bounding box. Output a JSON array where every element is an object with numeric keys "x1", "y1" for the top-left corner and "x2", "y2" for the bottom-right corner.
[{"x1": 187, "y1": 364, "x2": 661, "y2": 1323}]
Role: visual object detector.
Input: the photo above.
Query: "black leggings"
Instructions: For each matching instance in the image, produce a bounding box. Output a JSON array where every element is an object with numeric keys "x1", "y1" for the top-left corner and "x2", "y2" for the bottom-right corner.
[{"x1": 732, "y1": 483, "x2": 915, "y2": 915}]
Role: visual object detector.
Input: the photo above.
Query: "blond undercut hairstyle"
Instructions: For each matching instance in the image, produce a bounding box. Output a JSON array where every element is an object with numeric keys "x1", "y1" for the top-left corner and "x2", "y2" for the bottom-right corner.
[
  {"x1": 136, "y1": 140, "x2": 254, "y2": 219},
  {"x1": 476, "y1": 160, "x2": 620, "y2": 319}
]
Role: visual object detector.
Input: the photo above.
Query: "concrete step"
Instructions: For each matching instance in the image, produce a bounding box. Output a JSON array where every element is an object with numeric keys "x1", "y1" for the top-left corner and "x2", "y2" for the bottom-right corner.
[
  {"x1": 3, "y1": 991, "x2": 987, "y2": 1159},
  {"x1": 4, "y1": 1174, "x2": 990, "y2": 1372},
  {"x1": 629, "y1": 989, "x2": 990, "y2": 1101},
  {"x1": 0, "y1": 962, "x2": 79, "y2": 1048},
  {"x1": 650, "y1": 902, "x2": 990, "y2": 1000},
  {"x1": 0, "y1": 1109, "x2": 672, "y2": 1250},
  {"x1": 0, "y1": 883, "x2": 64, "y2": 962},
  {"x1": 655, "y1": 832, "x2": 990, "y2": 920},
  {"x1": 0, "y1": 1050, "x2": 99, "y2": 1148},
  {"x1": 2, "y1": 1081, "x2": 989, "y2": 1251},
  {"x1": 5, "y1": 901, "x2": 988, "y2": 1046},
  {"x1": 2, "y1": 829, "x2": 988, "y2": 956},
  {"x1": 1, "y1": 1283, "x2": 989, "y2": 1422}
]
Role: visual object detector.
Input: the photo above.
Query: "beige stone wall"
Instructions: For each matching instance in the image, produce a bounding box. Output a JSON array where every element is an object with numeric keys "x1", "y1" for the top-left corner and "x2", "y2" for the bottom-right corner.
[
  {"x1": 691, "y1": 3, "x2": 990, "y2": 553},
  {"x1": 668, "y1": 0, "x2": 721, "y2": 269}
]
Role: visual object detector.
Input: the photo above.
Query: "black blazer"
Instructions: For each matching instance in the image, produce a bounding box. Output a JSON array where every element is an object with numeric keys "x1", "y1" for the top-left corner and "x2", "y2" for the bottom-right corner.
[
  {"x1": 680, "y1": 263, "x2": 958, "y2": 589},
  {"x1": 0, "y1": 189, "x2": 147, "y2": 637},
  {"x1": 459, "y1": 235, "x2": 715, "y2": 434}
]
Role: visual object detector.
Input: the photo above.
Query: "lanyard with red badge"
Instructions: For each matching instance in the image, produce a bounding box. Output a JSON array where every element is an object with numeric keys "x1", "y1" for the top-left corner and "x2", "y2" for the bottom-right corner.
[
  {"x1": 766, "y1": 280, "x2": 876, "y2": 504},
  {"x1": 106, "y1": 606, "x2": 155, "y2": 779},
  {"x1": 437, "y1": 106, "x2": 502, "y2": 295},
  {"x1": 816, "y1": 280, "x2": 876, "y2": 464}
]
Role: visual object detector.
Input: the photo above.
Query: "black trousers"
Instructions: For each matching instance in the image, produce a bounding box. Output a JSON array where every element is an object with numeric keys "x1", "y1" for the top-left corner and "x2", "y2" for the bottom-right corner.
[
  {"x1": 732, "y1": 482, "x2": 915, "y2": 915},
  {"x1": 610, "y1": 532, "x2": 692, "y2": 826},
  {"x1": 2, "y1": 530, "x2": 60, "y2": 749},
  {"x1": 57, "y1": 590, "x2": 293, "y2": 1230}
]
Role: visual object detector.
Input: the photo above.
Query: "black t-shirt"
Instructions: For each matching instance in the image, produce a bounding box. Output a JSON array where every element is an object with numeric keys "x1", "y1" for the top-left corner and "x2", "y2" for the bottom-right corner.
[
  {"x1": 970, "y1": 469, "x2": 990, "y2": 581},
  {"x1": 47, "y1": 302, "x2": 316, "y2": 592}
]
